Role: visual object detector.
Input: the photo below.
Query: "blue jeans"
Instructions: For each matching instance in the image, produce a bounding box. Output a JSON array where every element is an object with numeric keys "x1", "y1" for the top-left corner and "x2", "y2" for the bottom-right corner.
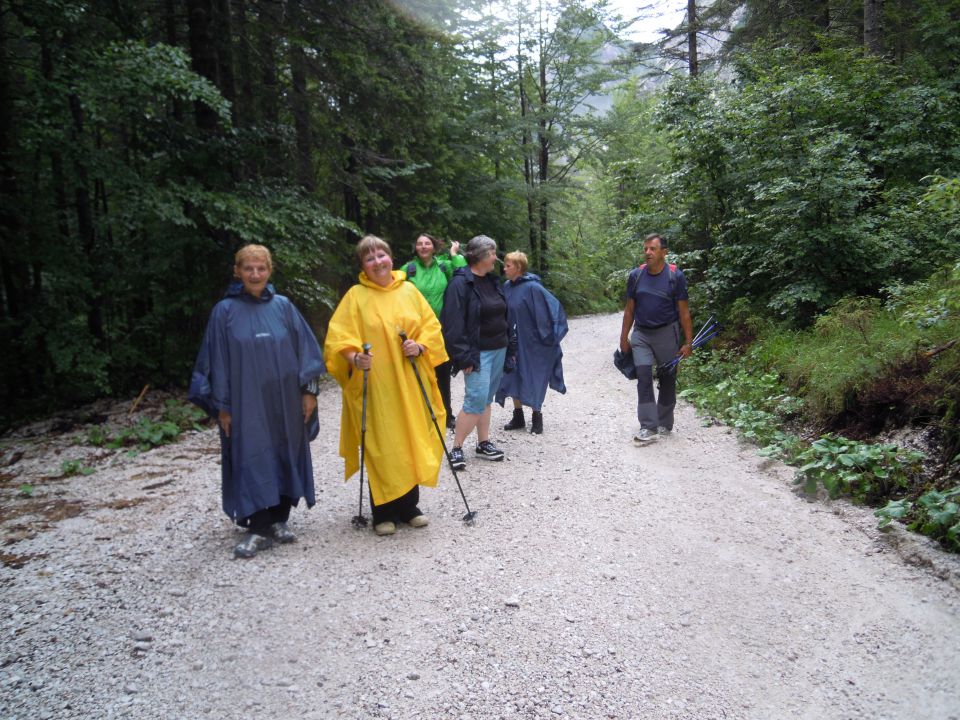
[{"x1": 462, "y1": 347, "x2": 507, "y2": 414}]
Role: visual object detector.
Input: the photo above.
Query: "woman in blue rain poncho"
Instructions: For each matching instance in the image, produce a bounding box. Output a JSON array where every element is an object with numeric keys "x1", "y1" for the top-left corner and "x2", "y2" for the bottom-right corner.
[
  {"x1": 495, "y1": 250, "x2": 567, "y2": 434},
  {"x1": 189, "y1": 244, "x2": 326, "y2": 559}
]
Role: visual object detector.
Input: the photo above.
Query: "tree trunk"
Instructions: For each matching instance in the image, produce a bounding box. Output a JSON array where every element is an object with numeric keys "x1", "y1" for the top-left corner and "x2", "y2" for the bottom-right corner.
[
  {"x1": 535, "y1": 34, "x2": 549, "y2": 277},
  {"x1": 186, "y1": 0, "x2": 220, "y2": 133},
  {"x1": 864, "y1": 0, "x2": 883, "y2": 55},
  {"x1": 256, "y1": 0, "x2": 280, "y2": 127},
  {"x1": 517, "y1": 18, "x2": 537, "y2": 265},
  {"x1": 341, "y1": 130, "x2": 362, "y2": 243},
  {"x1": 213, "y1": 0, "x2": 237, "y2": 118},
  {"x1": 0, "y1": 2, "x2": 20, "y2": 319},
  {"x1": 68, "y1": 94, "x2": 104, "y2": 341},
  {"x1": 687, "y1": 0, "x2": 698, "y2": 77},
  {"x1": 235, "y1": 0, "x2": 254, "y2": 130},
  {"x1": 41, "y1": 42, "x2": 71, "y2": 254},
  {"x1": 288, "y1": 0, "x2": 315, "y2": 192}
]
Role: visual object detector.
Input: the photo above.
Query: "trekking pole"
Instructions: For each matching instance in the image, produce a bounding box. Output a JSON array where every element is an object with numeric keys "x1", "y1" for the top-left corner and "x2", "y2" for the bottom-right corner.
[
  {"x1": 351, "y1": 343, "x2": 372, "y2": 528},
  {"x1": 693, "y1": 323, "x2": 719, "y2": 345},
  {"x1": 397, "y1": 329, "x2": 478, "y2": 524},
  {"x1": 693, "y1": 314, "x2": 716, "y2": 344},
  {"x1": 658, "y1": 323, "x2": 723, "y2": 373}
]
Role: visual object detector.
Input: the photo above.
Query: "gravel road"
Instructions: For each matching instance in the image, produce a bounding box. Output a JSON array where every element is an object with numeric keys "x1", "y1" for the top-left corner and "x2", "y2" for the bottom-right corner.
[{"x1": 2, "y1": 312, "x2": 959, "y2": 720}]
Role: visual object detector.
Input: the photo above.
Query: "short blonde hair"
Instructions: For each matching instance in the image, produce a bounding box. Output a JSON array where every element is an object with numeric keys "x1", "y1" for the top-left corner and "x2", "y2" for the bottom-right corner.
[
  {"x1": 234, "y1": 244, "x2": 273, "y2": 271},
  {"x1": 355, "y1": 234, "x2": 393, "y2": 267},
  {"x1": 505, "y1": 250, "x2": 528, "y2": 274}
]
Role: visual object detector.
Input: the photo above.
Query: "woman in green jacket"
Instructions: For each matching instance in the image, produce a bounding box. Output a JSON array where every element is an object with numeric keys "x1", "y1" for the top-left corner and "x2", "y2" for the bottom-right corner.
[{"x1": 404, "y1": 233, "x2": 467, "y2": 429}]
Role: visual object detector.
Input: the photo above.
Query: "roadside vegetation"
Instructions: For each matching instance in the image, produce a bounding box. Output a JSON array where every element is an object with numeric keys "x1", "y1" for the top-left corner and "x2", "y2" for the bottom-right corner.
[{"x1": 679, "y1": 260, "x2": 960, "y2": 551}]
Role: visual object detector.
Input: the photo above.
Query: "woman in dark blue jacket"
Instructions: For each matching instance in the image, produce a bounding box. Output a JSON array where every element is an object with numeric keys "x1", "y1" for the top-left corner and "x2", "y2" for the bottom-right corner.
[{"x1": 440, "y1": 235, "x2": 510, "y2": 471}]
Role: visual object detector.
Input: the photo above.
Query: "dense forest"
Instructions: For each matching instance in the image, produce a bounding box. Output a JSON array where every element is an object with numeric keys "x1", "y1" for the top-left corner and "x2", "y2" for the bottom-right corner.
[{"x1": 1, "y1": 0, "x2": 958, "y2": 486}]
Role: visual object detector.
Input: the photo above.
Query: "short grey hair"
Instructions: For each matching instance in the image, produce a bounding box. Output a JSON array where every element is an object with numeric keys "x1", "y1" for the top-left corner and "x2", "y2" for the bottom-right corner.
[{"x1": 465, "y1": 235, "x2": 497, "y2": 266}]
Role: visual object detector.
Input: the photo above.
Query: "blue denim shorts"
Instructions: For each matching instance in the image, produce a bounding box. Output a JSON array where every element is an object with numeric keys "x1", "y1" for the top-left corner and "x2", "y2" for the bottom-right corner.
[{"x1": 462, "y1": 347, "x2": 507, "y2": 415}]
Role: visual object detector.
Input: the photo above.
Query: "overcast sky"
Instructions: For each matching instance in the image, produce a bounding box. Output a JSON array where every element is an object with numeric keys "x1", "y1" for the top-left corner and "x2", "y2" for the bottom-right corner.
[{"x1": 607, "y1": 1, "x2": 688, "y2": 42}]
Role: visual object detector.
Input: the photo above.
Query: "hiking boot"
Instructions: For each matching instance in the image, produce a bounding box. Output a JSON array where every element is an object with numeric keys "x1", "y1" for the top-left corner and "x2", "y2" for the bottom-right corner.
[
  {"x1": 408, "y1": 515, "x2": 429, "y2": 528},
  {"x1": 633, "y1": 428, "x2": 658, "y2": 445},
  {"x1": 657, "y1": 426, "x2": 672, "y2": 437},
  {"x1": 449, "y1": 446, "x2": 466, "y2": 470},
  {"x1": 374, "y1": 521, "x2": 396, "y2": 536},
  {"x1": 503, "y1": 408, "x2": 525, "y2": 431},
  {"x1": 530, "y1": 411, "x2": 543, "y2": 435},
  {"x1": 269, "y1": 521, "x2": 296, "y2": 544},
  {"x1": 475, "y1": 440, "x2": 504, "y2": 461},
  {"x1": 233, "y1": 532, "x2": 274, "y2": 559}
]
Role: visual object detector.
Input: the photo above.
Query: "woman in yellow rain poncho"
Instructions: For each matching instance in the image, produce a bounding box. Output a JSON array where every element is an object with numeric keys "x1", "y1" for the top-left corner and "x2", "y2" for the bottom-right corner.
[{"x1": 325, "y1": 235, "x2": 448, "y2": 536}]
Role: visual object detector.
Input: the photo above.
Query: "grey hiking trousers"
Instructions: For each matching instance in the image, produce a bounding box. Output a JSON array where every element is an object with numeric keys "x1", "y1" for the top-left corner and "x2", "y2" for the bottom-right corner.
[{"x1": 630, "y1": 322, "x2": 681, "y2": 431}]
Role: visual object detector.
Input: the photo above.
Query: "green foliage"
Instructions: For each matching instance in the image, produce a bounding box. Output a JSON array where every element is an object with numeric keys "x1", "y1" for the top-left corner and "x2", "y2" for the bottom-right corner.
[
  {"x1": 60, "y1": 460, "x2": 96, "y2": 477},
  {"x1": 762, "y1": 298, "x2": 923, "y2": 420},
  {"x1": 160, "y1": 399, "x2": 208, "y2": 433},
  {"x1": 86, "y1": 401, "x2": 203, "y2": 451},
  {"x1": 605, "y1": 45, "x2": 960, "y2": 326},
  {"x1": 679, "y1": 348, "x2": 803, "y2": 457},
  {"x1": 922, "y1": 176, "x2": 960, "y2": 216},
  {"x1": 877, "y1": 487, "x2": 960, "y2": 552},
  {"x1": 793, "y1": 434, "x2": 924, "y2": 502},
  {"x1": 19, "y1": 484, "x2": 35, "y2": 497}
]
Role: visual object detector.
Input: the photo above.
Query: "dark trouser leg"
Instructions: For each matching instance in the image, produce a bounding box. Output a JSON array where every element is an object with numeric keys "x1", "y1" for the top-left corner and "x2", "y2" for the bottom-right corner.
[
  {"x1": 269, "y1": 496, "x2": 294, "y2": 524},
  {"x1": 635, "y1": 365, "x2": 658, "y2": 430},
  {"x1": 435, "y1": 359, "x2": 453, "y2": 419},
  {"x1": 632, "y1": 323, "x2": 680, "y2": 431},
  {"x1": 371, "y1": 486, "x2": 420, "y2": 525},
  {"x1": 656, "y1": 366, "x2": 677, "y2": 431},
  {"x1": 240, "y1": 496, "x2": 293, "y2": 534}
]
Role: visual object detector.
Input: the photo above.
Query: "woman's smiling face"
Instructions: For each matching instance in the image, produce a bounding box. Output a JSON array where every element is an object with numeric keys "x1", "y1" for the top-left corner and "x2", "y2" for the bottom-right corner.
[
  {"x1": 415, "y1": 235, "x2": 435, "y2": 262},
  {"x1": 235, "y1": 257, "x2": 271, "y2": 297},
  {"x1": 362, "y1": 247, "x2": 394, "y2": 286}
]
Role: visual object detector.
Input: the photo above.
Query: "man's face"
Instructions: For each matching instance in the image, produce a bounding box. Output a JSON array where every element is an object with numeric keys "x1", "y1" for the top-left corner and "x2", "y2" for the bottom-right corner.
[{"x1": 643, "y1": 238, "x2": 667, "y2": 265}]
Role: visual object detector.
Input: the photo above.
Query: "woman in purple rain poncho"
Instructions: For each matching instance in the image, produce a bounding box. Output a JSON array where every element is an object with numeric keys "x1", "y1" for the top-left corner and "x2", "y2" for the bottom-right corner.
[{"x1": 189, "y1": 244, "x2": 326, "y2": 559}]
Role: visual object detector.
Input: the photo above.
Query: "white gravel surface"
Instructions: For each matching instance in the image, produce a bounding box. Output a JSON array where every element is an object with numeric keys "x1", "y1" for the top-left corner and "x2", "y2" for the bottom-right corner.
[{"x1": 2, "y1": 312, "x2": 960, "y2": 720}]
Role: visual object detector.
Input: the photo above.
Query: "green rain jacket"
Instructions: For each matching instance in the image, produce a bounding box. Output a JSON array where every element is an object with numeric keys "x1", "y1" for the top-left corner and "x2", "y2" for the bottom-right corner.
[{"x1": 403, "y1": 253, "x2": 468, "y2": 317}]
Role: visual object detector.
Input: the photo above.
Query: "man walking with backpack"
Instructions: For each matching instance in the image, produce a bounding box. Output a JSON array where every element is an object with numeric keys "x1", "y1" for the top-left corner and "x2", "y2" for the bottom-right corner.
[{"x1": 619, "y1": 233, "x2": 694, "y2": 445}]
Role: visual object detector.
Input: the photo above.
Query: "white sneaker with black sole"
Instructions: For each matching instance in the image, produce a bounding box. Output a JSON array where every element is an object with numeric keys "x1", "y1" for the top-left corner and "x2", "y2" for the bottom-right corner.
[{"x1": 475, "y1": 440, "x2": 504, "y2": 461}]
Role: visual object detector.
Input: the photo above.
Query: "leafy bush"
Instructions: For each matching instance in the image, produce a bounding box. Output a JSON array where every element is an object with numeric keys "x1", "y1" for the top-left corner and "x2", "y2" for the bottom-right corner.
[
  {"x1": 86, "y1": 400, "x2": 206, "y2": 451},
  {"x1": 793, "y1": 434, "x2": 924, "y2": 503},
  {"x1": 161, "y1": 399, "x2": 209, "y2": 433},
  {"x1": 679, "y1": 348, "x2": 804, "y2": 458},
  {"x1": 877, "y1": 486, "x2": 960, "y2": 552},
  {"x1": 61, "y1": 460, "x2": 96, "y2": 477}
]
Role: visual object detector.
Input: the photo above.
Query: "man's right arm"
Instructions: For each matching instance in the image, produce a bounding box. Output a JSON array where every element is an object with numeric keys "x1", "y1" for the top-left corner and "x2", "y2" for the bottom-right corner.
[{"x1": 620, "y1": 298, "x2": 634, "y2": 353}]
